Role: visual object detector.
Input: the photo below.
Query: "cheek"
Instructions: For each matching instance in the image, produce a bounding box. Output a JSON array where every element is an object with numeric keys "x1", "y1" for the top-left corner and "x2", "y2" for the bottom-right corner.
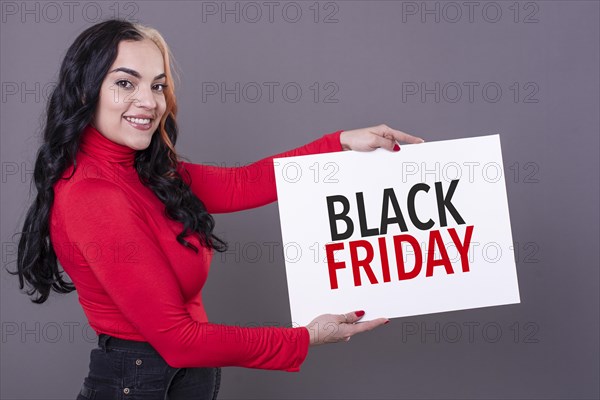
[
  {"x1": 99, "y1": 86, "x2": 127, "y2": 114},
  {"x1": 158, "y1": 97, "x2": 168, "y2": 115}
]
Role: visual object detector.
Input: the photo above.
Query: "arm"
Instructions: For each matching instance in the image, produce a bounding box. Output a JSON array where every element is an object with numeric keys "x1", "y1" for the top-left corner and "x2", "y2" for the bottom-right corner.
[
  {"x1": 176, "y1": 130, "x2": 344, "y2": 213},
  {"x1": 62, "y1": 179, "x2": 309, "y2": 371}
]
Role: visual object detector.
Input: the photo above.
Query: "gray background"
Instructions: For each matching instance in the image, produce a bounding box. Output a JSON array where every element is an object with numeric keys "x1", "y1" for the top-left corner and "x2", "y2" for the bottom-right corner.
[{"x1": 1, "y1": 1, "x2": 598, "y2": 399}]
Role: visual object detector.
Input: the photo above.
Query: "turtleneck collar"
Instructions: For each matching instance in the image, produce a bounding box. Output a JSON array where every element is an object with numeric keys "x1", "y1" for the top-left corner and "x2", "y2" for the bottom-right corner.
[{"x1": 79, "y1": 124, "x2": 137, "y2": 167}]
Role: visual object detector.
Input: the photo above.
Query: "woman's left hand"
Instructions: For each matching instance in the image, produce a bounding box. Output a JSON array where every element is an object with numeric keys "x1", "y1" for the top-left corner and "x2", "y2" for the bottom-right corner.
[{"x1": 339, "y1": 124, "x2": 425, "y2": 152}]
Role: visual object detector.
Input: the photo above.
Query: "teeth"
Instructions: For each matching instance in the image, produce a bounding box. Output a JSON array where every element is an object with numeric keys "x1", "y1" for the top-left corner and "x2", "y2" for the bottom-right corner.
[{"x1": 125, "y1": 117, "x2": 151, "y2": 124}]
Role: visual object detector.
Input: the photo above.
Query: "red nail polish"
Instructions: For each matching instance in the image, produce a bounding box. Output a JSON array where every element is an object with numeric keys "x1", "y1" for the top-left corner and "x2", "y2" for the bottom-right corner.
[
  {"x1": 384, "y1": 320, "x2": 390, "y2": 325},
  {"x1": 355, "y1": 310, "x2": 365, "y2": 317},
  {"x1": 393, "y1": 144, "x2": 400, "y2": 152}
]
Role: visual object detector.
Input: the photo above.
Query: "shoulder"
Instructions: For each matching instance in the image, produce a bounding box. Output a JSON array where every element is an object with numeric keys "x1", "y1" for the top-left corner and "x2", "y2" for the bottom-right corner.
[
  {"x1": 58, "y1": 177, "x2": 135, "y2": 213},
  {"x1": 69, "y1": 177, "x2": 128, "y2": 196},
  {"x1": 50, "y1": 178, "x2": 137, "y2": 243},
  {"x1": 175, "y1": 160, "x2": 201, "y2": 186}
]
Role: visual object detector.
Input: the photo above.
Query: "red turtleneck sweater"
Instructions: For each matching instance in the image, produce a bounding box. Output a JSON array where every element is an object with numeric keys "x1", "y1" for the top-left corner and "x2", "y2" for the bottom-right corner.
[{"x1": 49, "y1": 124, "x2": 343, "y2": 371}]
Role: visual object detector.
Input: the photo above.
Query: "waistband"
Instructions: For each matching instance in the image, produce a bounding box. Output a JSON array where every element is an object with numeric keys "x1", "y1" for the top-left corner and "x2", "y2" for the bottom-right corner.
[{"x1": 98, "y1": 333, "x2": 160, "y2": 354}]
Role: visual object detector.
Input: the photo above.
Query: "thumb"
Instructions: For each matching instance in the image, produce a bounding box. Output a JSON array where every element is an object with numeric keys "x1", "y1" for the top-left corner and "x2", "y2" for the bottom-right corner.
[
  {"x1": 370, "y1": 134, "x2": 397, "y2": 151},
  {"x1": 344, "y1": 310, "x2": 366, "y2": 324}
]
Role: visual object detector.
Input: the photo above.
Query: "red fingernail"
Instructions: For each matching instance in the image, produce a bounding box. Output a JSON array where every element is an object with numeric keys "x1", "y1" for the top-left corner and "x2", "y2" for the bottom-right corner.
[
  {"x1": 393, "y1": 144, "x2": 400, "y2": 152},
  {"x1": 355, "y1": 310, "x2": 365, "y2": 317},
  {"x1": 384, "y1": 320, "x2": 390, "y2": 325}
]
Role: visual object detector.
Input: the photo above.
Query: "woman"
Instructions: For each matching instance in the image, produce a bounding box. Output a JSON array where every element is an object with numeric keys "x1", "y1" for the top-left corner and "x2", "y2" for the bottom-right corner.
[{"x1": 11, "y1": 19, "x2": 424, "y2": 399}]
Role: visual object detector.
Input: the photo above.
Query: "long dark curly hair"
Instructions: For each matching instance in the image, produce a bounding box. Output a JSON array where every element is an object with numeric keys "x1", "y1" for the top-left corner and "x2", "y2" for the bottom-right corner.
[{"x1": 8, "y1": 19, "x2": 227, "y2": 304}]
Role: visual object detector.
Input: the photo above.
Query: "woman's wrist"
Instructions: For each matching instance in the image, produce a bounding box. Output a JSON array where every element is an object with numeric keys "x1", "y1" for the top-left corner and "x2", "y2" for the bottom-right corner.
[
  {"x1": 339, "y1": 130, "x2": 351, "y2": 151},
  {"x1": 306, "y1": 325, "x2": 316, "y2": 346}
]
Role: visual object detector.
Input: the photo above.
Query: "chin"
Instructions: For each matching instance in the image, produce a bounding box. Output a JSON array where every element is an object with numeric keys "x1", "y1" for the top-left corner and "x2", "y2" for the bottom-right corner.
[{"x1": 132, "y1": 140, "x2": 153, "y2": 151}]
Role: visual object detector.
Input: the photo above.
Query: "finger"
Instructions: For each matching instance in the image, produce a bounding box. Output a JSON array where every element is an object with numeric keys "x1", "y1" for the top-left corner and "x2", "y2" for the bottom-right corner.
[
  {"x1": 392, "y1": 129, "x2": 425, "y2": 144},
  {"x1": 344, "y1": 310, "x2": 366, "y2": 324},
  {"x1": 378, "y1": 126, "x2": 425, "y2": 144},
  {"x1": 369, "y1": 134, "x2": 396, "y2": 151},
  {"x1": 350, "y1": 317, "x2": 389, "y2": 334}
]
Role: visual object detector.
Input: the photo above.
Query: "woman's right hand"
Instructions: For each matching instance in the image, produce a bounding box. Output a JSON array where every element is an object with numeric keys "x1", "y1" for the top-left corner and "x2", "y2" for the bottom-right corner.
[{"x1": 305, "y1": 311, "x2": 389, "y2": 345}]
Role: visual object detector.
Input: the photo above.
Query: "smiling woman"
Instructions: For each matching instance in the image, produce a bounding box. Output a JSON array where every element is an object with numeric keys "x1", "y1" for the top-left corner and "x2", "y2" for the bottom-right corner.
[
  {"x1": 10, "y1": 18, "x2": 421, "y2": 400},
  {"x1": 93, "y1": 39, "x2": 168, "y2": 150}
]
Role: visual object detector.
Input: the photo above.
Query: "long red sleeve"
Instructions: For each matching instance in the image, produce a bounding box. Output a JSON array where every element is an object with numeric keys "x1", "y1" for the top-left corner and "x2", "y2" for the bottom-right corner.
[
  {"x1": 177, "y1": 130, "x2": 343, "y2": 213},
  {"x1": 49, "y1": 124, "x2": 343, "y2": 372}
]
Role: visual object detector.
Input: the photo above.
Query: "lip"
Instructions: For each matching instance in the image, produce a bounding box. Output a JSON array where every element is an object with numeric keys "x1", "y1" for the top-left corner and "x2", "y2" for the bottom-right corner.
[
  {"x1": 123, "y1": 115, "x2": 154, "y2": 131},
  {"x1": 124, "y1": 114, "x2": 155, "y2": 119}
]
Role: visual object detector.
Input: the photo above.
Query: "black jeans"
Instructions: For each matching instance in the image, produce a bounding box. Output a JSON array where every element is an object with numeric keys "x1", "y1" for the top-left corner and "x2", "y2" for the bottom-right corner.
[{"x1": 76, "y1": 334, "x2": 221, "y2": 400}]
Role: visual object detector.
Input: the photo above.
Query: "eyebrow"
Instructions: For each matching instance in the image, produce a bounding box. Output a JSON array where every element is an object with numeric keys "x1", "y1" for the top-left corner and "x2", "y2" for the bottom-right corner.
[{"x1": 109, "y1": 67, "x2": 166, "y2": 80}]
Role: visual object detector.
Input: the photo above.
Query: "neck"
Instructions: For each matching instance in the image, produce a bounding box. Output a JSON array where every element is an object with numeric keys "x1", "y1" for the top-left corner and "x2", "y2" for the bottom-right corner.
[{"x1": 79, "y1": 124, "x2": 137, "y2": 167}]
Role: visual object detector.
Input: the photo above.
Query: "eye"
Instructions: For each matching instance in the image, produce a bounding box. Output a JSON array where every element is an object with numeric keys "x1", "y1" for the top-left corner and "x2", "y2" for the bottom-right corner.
[
  {"x1": 115, "y1": 79, "x2": 134, "y2": 89},
  {"x1": 153, "y1": 83, "x2": 168, "y2": 93}
]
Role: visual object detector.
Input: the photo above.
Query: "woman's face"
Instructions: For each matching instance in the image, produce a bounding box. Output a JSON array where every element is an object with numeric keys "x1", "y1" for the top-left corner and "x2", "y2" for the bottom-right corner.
[{"x1": 92, "y1": 39, "x2": 167, "y2": 150}]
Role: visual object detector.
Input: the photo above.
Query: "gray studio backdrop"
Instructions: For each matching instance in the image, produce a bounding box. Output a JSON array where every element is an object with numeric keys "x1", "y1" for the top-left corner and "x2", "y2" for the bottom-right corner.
[{"x1": 1, "y1": 1, "x2": 598, "y2": 399}]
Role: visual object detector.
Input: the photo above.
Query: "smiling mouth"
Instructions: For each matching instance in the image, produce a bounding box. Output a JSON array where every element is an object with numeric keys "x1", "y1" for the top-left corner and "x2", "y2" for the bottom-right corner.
[{"x1": 124, "y1": 116, "x2": 153, "y2": 124}]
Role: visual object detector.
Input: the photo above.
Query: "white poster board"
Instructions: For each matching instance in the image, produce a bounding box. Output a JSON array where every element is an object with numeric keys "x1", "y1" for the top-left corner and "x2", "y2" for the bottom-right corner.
[{"x1": 274, "y1": 135, "x2": 520, "y2": 325}]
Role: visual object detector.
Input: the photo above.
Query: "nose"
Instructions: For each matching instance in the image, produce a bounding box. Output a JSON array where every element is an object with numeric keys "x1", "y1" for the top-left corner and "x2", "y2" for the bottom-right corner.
[{"x1": 132, "y1": 85, "x2": 157, "y2": 110}]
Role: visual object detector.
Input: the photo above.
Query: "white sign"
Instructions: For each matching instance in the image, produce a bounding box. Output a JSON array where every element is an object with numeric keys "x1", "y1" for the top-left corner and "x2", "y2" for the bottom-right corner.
[{"x1": 274, "y1": 135, "x2": 520, "y2": 326}]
